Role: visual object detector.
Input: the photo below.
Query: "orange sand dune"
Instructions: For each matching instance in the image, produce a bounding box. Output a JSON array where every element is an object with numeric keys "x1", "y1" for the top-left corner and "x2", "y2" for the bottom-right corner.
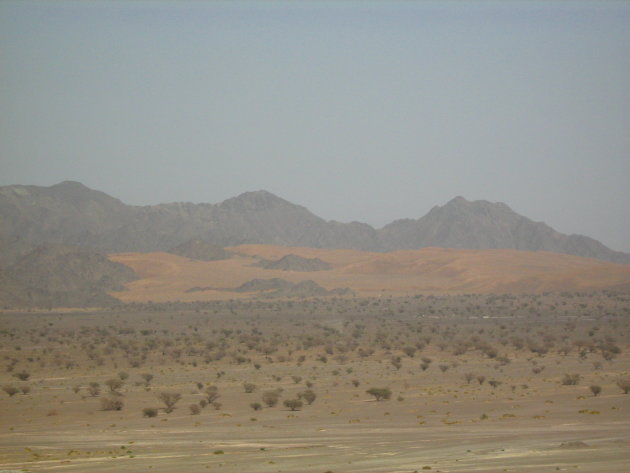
[{"x1": 109, "y1": 245, "x2": 630, "y2": 303}]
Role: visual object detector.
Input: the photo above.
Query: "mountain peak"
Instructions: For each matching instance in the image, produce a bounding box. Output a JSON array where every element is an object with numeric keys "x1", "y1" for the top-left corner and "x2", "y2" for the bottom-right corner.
[{"x1": 220, "y1": 190, "x2": 296, "y2": 212}]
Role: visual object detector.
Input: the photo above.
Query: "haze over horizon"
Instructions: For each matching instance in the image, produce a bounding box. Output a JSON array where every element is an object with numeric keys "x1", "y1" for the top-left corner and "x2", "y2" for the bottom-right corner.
[{"x1": 1, "y1": 1, "x2": 629, "y2": 252}]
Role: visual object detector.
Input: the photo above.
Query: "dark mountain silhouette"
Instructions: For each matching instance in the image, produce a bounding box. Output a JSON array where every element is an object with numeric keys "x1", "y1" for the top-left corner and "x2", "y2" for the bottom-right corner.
[
  {"x1": 0, "y1": 182, "x2": 628, "y2": 267},
  {"x1": 253, "y1": 254, "x2": 332, "y2": 271},
  {"x1": 168, "y1": 239, "x2": 230, "y2": 261},
  {"x1": 380, "y1": 196, "x2": 630, "y2": 263},
  {"x1": 0, "y1": 244, "x2": 137, "y2": 308}
]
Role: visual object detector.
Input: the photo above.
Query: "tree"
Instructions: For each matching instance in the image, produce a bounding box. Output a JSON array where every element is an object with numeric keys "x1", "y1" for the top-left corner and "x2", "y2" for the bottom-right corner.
[
  {"x1": 299, "y1": 389, "x2": 316, "y2": 405},
  {"x1": 589, "y1": 385, "x2": 602, "y2": 397},
  {"x1": 366, "y1": 388, "x2": 392, "y2": 401},
  {"x1": 3, "y1": 385, "x2": 18, "y2": 397},
  {"x1": 105, "y1": 378, "x2": 123, "y2": 394},
  {"x1": 616, "y1": 378, "x2": 630, "y2": 394},
  {"x1": 262, "y1": 390, "x2": 280, "y2": 407},
  {"x1": 158, "y1": 392, "x2": 182, "y2": 413},
  {"x1": 101, "y1": 396, "x2": 124, "y2": 411},
  {"x1": 283, "y1": 399, "x2": 303, "y2": 411},
  {"x1": 205, "y1": 385, "x2": 220, "y2": 403},
  {"x1": 88, "y1": 382, "x2": 100, "y2": 397}
]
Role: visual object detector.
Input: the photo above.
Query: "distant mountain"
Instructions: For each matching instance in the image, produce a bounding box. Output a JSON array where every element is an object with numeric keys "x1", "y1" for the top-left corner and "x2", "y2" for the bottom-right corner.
[
  {"x1": 168, "y1": 239, "x2": 230, "y2": 261},
  {"x1": 253, "y1": 254, "x2": 332, "y2": 271},
  {"x1": 0, "y1": 244, "x2": 137, "y2": 308},
  {"x1": 0, "y1": 181, "x2": 628, "y2": 266},
  {"x1": 381, "y1": 196, "x2": 630, "y2": 264}
]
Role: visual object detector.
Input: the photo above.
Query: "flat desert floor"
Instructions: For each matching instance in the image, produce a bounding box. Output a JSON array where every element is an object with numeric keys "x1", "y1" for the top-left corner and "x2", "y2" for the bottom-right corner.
[{"x1": 1, "y1": 293, "x2": 629, "y2": 472}]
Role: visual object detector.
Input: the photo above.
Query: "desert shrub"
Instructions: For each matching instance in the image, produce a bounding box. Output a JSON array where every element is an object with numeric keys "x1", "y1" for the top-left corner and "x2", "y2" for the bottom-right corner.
[
  {"x1": 366, "y1": 387, "x2": 392, "y2": 401},
  {"x1": 189, "y1": 404, "x2": 201, "y2": 415},
  {"x1": 205, "y1": 385, "x2": 220, "y2": 403},
  {"x1": 72, "y1": 385, "x2": 81, "y2": 394},
  {"x1": 561, "y1": 373, "x2": 581, "y2": 386},
  {"x1": 403, "y1": 346, "x2": 416, "y2": 358},
  {"x1": 105, "y1": 378, "x2": 123, "y2": 393},
  {"x1": 212, "y1": 401, "x2": 222, "y2": 410},
  {"x1": 352, "y1": 379, "x2": 360, "y2": 388},
  {"x1": 101, "y1": 396, "x2": 124, "y2": 411},
  {"x1": 476, "y1": 375, "x2": 486, "y2": 385},
  {"x1": 420, "y1": 362, "x2": 430, "y2": 371},
  {"x1": 463, "y1": 373, "x2": 475, "y2": 384},
  {"x1": 13, "y1": 370, "x2": 30, "y2": 381},
  {"x1": 250, "y1": 402, "x2": 262, "y2": 411},
  {"x1": 3, "y1": 385, "x2": 18, "y2": 397},
  {"x1": 291, "y1": 375, "x2": 302, "y2": 384},
  {"x1": 283, "y1": 399, "x2": 303, "y2": 411},
  {"x1": 439, "y1": 364, "x2": 449, "y2": 373},
  {"x1": 88, "y1": 382, "x2": 100, "y2": 397},
  {"x1": 299, "y1": 389, "x2": 316, "y2": 405},
  {"x1": 158, "y1": 392, "x2": 182, "y2": 413},
  {"x1": 390, "y1": 356, "x2": 402, "y2": 370},
  {"x1": 589, "y1": 385, "x2": 602, "y2": 397},
  {"x1": 488, "y1": 380, "x2": 502, "y2": 389},
  {"x1": 142, "y1": 407, "x2": 158, "y2": 418},
  {"x1": 141, "y1": 373, "x2": 154, "y2": 385},
  {"x1": 118, "y1": 371, "x2": 129, "y2": 381},
  {"x1": 262, "y1": 390, "x2": 280, "y2": 407},
  {"x1": 616, "y1": 378, "x2": 630, "y2": 394},
  {"x1": 199, "y1": 399, "x2": 208, "y2": 408},
  {"x1": 243, "y1": 382, "x2": 257, "y2": 393},
  {"x1": 20, "y1": 385, "x2": 30, "y2": 395}
]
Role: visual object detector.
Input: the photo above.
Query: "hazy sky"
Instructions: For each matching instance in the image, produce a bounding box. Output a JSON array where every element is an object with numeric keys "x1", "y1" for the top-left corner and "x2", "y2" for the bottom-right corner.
[{"x1": 1, "y1": 1, "x2": 629, "y2": 252}]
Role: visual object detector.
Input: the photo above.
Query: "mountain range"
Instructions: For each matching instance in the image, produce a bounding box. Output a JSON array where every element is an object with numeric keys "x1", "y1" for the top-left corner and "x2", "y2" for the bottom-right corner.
[{"x1": 1, "y1": 180, "x2": 628, "y2": 267}]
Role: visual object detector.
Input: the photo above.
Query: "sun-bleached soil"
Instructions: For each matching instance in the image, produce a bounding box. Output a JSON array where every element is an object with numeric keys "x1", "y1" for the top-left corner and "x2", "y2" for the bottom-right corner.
[{"x1": 1, "y1": 292, "x2": 629, "y2": 472}]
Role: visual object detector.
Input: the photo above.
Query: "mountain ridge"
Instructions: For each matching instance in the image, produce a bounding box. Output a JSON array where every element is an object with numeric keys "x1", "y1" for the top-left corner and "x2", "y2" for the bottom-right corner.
[{"x1": 0, "y1": 181, "x2": 628, "y2": 266}]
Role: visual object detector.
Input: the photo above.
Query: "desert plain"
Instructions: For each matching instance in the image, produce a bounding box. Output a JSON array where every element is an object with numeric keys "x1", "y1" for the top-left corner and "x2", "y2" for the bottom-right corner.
[{"x1": 1, "y1": 288, "x2": 629, "y2": 473}]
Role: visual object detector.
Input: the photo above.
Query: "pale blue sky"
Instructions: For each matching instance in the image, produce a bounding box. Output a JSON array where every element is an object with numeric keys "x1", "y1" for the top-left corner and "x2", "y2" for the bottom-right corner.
[{"x1": 1, "y1": 1, "x2": 629, "y2": 251}]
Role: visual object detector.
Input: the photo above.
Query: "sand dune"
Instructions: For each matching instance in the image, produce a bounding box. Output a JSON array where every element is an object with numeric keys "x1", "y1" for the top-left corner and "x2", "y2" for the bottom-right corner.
[{"x1": 108, "y1": 245, "x2": 630, "y2": 302}]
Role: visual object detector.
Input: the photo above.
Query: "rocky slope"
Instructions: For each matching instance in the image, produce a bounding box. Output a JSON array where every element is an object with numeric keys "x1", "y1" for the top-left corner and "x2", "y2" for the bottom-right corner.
[{"x1": 1, "y1": 182, "x2": 628, "y2": 266}]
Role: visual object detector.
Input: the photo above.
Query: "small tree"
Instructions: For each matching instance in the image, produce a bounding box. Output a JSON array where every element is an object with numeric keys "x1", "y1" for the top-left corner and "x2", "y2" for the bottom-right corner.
[
  {"x1": 300, "y1": 389, "x2": 317, "y2": 405},
  {"x1": 291, "y1": 375, "x2": 302, "y2": 384},
  {"x1": 561, "y1": 373, "x2": 581, "y2": 386},
  {"x1": 105, "y1": 378, "x2": 123, "y2": 394},
  {"x1": 243, "y1": 382, "x2": 257, "y2": 393},
  {"x1": 589, "y1": 385, "x2": 602, "y2": 397},
  {"x1": 141, "y1": 373, "x2": 154, "y2": 385},
  {"x1": 14, "y1": 371, "x2": 30, "y2": 381},
  {"x1": 101, "y1": 396, "x2": 124, "y2": 411},
  {"x1": 88, "y1": 382, "x2": 100, "y2": 397},
  {"x1": 250, "y1": 402, "x2": 262, "y2": 411},
  {"x1": 616, "y1": 378, "x2": 630, "y2": 394},
  {"x1": 3, "y1": 385, "x2": 18, "y2": 397},
  {"x1": 366, "y1": 387, "x2": 392, "y2": 401},
  {"x1": 158, "y1": 392, "x2": 182, "y2": 413},
  {"x1": 189, "y1": 404, "x2": 201, "y2": 415},
  {"x1": 262, "y1": 390, "x2": 280, "y2": 407},
  {"x1": 205, "y1": 385, "x2": 220, "y2": 403},
  {"x1": 283, "y1": 399, "x2": 303, "y2": 411},
  {"x1": 142, "y1": 407, "x2": 158, "y2": 418},
  {"x1": 463, "y1": 373, "x2": 475, "y2": 384}
]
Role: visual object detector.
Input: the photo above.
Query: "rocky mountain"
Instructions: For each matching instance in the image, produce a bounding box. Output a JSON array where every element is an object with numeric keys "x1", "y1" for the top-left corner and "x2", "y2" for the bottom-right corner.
[
  {"x1": 380, "y1": 196, "x2": 630, "y2": 263},
  {"x1": 0, "y1": 244, "x2": 137, "y2": 308},
  {"x1": 253, "y1": 254, "x2": 332, "y2": 271},
  {"x1": 168, "y1": 239, "x2": 230, "y2": 261},
  {"x1": 0, "y1": 181, "x2": 628, "y2": 266}
]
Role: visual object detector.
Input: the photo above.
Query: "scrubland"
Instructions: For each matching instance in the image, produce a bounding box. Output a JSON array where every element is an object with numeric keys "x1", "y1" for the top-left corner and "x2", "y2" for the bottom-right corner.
[{"x1": 1, "y1": 291, "x2": 629, "y2": 472}]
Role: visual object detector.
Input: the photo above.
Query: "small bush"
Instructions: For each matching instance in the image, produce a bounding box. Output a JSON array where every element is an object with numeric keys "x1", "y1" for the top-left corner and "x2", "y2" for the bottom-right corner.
[
  {"x1": 13, "y1": 371, "x2": 30, "y2": 381},
  {"x1": 616, "y1": 378, "x2": 630, "y2": 394},
  {"x1": 3, "y1": 385, "x2": 18, "y2": 397},
  {"x1": 243, "y1": 382, "x2": 257, "y2": 393},
  {"x1": 189, "y1": 404, "x2": 201, "y2": 415},
  {"x1": 101, "y1": 397, "x2": 124, "y2": 411},
  {"x1": 366, "y1": 388, "x2": 392, "y2": 401},
  {"x1": 142, "y1": 407, "x2": 158, "y2": 418},
  {"x1": 561, "y1": 374, "x2": 581, "y2": 386},
  {"x1": 299, "y1": 390, "x2": 317, "y2": 405},
  {"x1": 250, "y1": 402, "x2": 262, "y2": 411},
  {"x1": 283, "y1": 399, "x2": 303, "y2": 411},
  {"x1": 262, "y1": 390, "x2": 280, "y2": 407},
  {"x1": 158, "y1": 392, "x2": 182, "y2": 413},
  {"x1": 589, "y1": 385, "x2": 601, "y2": 397}
]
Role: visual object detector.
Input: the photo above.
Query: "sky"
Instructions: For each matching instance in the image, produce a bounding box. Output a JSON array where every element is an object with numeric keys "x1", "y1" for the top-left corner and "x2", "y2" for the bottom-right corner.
[{"x1": 1, "y1": 1, "x2": 629, "y2": 252}]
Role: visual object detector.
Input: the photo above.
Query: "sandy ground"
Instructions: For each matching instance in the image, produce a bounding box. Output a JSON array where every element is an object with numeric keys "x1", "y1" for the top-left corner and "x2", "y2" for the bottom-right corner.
[{"x1": 1, "y1": 304, "x2": 629, "y2": 473}]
